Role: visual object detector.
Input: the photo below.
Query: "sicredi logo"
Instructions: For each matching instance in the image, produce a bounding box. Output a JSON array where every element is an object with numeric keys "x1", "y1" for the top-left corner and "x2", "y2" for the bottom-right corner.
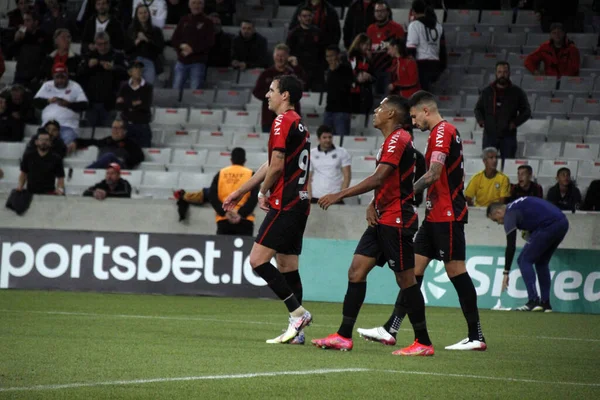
[{"x1": 0, "y1": 235, "x2": 267, "y2": 289}]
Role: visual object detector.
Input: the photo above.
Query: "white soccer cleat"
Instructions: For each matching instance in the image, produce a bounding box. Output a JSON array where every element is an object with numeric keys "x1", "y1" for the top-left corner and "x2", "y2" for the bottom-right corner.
[
  {"x1": 276, "y1": 311, "x2": 312, "y2": 344},
  {"x1": 444, "y1": 338, "x2": 487, "y2": 351},
  {"x1": 266, "y1": 330, "x2": 305, "y2": 345},
  {"x1": 356, "y1": 326, "x2": 397, "y2": 346}
]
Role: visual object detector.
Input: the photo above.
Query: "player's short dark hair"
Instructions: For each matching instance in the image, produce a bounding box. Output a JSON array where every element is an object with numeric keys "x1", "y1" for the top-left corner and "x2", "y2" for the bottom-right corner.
[
  {"x1": 517, "y1": 165, "x2": 533, "y2": 175},
  {"x1": 408, "y1": 90, "x2": 437, "y2": 109},
  {"x1": 274, "y1": 75, "x2": 303, "y2": 104},
  {"x1": 240, "y1": 19, "x2": 253, "y2": 26},
  {"x1": 231, "y1": 147, "x2": 246, "y2": 165},
  {"x1": 411, "y1": 0, "x2": 427, "y2": 14},
  {"x1": 556, "y1": 167, "x2": 571, "y2": 177},
  {"x1": 384, "y1": 95, "x2": 410, "y2": 124},
  {"x1": 326, "y1": 44, "x2": 341, "y2": 54},
  {"x1": 486, "y1": 202, "x2": 505, "y2": 217},
  {"x1": 317, "y1": 125, "x2": 333, "y2": 137},
  {"x1": 496, "y1": 61, "x2": 510, "y2": 71},
  {"x1": 299, "y1": 6, "x2": 313, "y2": 14}
]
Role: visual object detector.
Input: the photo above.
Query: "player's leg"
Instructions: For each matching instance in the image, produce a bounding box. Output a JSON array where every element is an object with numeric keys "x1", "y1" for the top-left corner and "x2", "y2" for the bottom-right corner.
[
  {"x1": 515, "y1": 245, "x2": 542, "y2": 311},
  {"x1": 442, "y1": 222, "x2": 486, "y2": 351},
  {"x1": 270, "y1": 253, "x2": 305, "y2": 344}
]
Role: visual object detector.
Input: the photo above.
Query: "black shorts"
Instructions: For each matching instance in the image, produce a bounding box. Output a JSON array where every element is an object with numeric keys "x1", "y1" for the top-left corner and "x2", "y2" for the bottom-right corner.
[
  {"x1": 414, "y1": 221, "x2": 466, "y2": 262},
  {"x1": 255, "y1": 209, "x2": 308, "y2": 255},
  {"x1": 354, "y1": 224, "x2": 415, "y2": 272}
]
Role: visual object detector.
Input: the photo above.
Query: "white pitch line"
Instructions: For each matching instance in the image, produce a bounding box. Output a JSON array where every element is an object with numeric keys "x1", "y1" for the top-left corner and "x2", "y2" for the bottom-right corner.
[
  {"x1": 0, "y1": 368, "x2": 369, "y2": 392},
  {"x1": 1, "y1": 309, "x2": 599, "y2": 343},
  {"x1": 378, "y1": 369, "x2": 600, "y2": 388}
]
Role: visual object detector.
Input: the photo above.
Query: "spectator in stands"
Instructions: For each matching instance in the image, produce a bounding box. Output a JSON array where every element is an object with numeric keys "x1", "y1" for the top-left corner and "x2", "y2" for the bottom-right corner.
[
  {"x1": 347, "y1": 33, "x2": 374, "y2": 114},
  {"x1": 171, "y1": 0, "x2": 215, "y2": 90},
  {"x1": 40, "y1": 0, "x2": 76, "y2": 40},
  {"x1": 166, "y1": 0, "x2": 190, "y2": 24},
  {"x1": 524, "y1": 23, "x2": 580, "y2": 77},
  {"x1": 287, "y1": 6, "x2": 325, "y2": 91},
  {"x1": 68, "y1": 118, "x2": 144, "y2": 169},
  {"x1": 581, "y1": 180, "x2": 600, "y2": 211},
  {"x1": 475, "y1": 61, "x2": 531, "y2": 160},
  {"x1": 308, "y1": 125, "x2": 352, "y2": 204},
  {"x1": 5, "y1": 84, "x2": 35, "y2": 140},
  {"x1": 204, "y1": 0, "x2": 235, "y2": 26},
  {"x1": 464, "y1": 147, "x2": 511, "y2": 207},
  {"x1": 39, "y1": 29, "x2": 82, "y2": 85},
  {"x1": 0, "y1": 93, "x2": 21, "y2": 142},
  {"x1": 387, "y1": 38, "x2": 420, "y2": 98},
  {"x1": 10, "y1": 9, "x2": 48, "y2": 89},
  {"x1": 79, "y1": 32, "x2": 128, "y2": 128},
  {"x1": 76, "y1": 0, "x2": 120, "y2": 28},
  {"x1": 132, "y1": 0, "x2": 168, "y2": 29},
  {"x1": 33, "y1": 63, "x2": 89, "y2": 145},
  {"x1": 26, "y1": 120, "x2": 67, "y2": 159},
  {"x1": 367, "y1": 0, "x2": 405, "y2": 94},
  {"x1": 231, "y1": 20, "x2": 269, "y2": 70},
  {"x1": 116, "y1": 60, "x2": 153, "y2": 147},
  {"x1": 126, "y1": 3, "x2": 165, "y2": 85},
  {"x1": 207, "y1": 12, "x2": 233, "y2": 68},
  {"x1": 208, "y1": 147, "x2": 258, "y2": 236},
  {"x1": 83, "y1": 162, "x2": 133, "y2": 199},
  {"x1": 289, "y1": 0, "x2": 341, "y2": 48},
  {"x1": 546, "y1": 167, "x2": 582, "y2": 211},
  {"x1": 81, "y1": 0, "x2": 126, "y2": 56},
  {"x1": 253, "y1": 43, "x2": 307, "y2": 133},
  {"x1": 17, "y1": 131, "x2": 65, "y2": 195},
  {"x1": 406, "y1": 0, "x2": 446, "y2": 92},
  {"x1": 507, "y1": 165, "x2": 544, "y2": 202},
  {"x1": 8, "y1": 0, "x2": 30, "y2": 29},
  {"x1": 343, "y1": 0, "x2": 375, "y2": 50},
  {"x1": 323, "y1": 45, "x2": 353, "y2": 137}
]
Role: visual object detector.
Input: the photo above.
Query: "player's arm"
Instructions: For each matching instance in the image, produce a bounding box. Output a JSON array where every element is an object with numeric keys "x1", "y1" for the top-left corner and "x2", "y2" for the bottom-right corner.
[
  {"x1": 413, "y1": 151, "x2": 446, "y2": 194},
  {"x1": 318, "y1": 163, "x2": 393, "y2": 209},
  {"x1": 222, "y1": 161, "x2": 268, "y2": 211},
  {"x1": 259, "y1": 150, "x2": 285, "y2": 196}
]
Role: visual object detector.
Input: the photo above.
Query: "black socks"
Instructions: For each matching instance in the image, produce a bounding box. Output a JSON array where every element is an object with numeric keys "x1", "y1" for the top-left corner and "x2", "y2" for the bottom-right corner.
[
  {"x1": 254, "y1": 263, "x2": 300, "y2": 313},
  {"x1": 337, "y1": 281, "x2": 367, "y2": 339},
  {"x1": 383, "y1": 275, "x2": 424, "y2": 338},
  {"x1": 402, "y1": 284, "x2": 432, "y2": 346},
  {"x1": 450, "y1": 272, "x2": 485, "y2": 342},
  {"x1": 283, "y1": 270, "x2": 303, "y2": 305}
]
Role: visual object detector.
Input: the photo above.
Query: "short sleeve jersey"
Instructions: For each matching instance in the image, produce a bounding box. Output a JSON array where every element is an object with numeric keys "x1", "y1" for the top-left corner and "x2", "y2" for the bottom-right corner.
[
  {"x1": 424, "y1": 120, "x2": 468, "y2": 223},
  {"x1": 464, "y1": 170, "x2": 511, "y2": 207},
  {"x1": 374, "y1": 128, "x2": 418, "y2": 231},
  {"x1": 406, "y1": 19, "x2": 444, "y2": 61},
  {"x1": 268, "y1": 110, "x2": 311, "y2": 214},
  {"x1": 504, "y1": 196, "x2": 565, "y2": 235}
]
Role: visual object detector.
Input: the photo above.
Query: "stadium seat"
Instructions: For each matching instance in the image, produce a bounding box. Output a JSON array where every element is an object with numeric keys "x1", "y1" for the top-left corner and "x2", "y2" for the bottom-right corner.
[
  {"x1": 238, "y1": 4, "x2": 275, "y2": 19},
  {"x1": 521, "y1": 75, "x2": 557, "y2": 96},
  {"x1": 153, "y1": 88, "x2": 181, "y2": 107},
  {"x1": 502, "y1": 159, "x2": 540, "y2": 178},
  {"x1": 519, "y1": 117, "x2": 551, "y2": 136},
  {"x1": 571, "y1": 98, "x2": 600, "y2": 118},
  {"x1": 66, "y1": 169, "x2": 104, "y2": 195},
  {"x1": 449, "y1": 117, "x2": 476, "y2": 136},
  {"x1": 0, "y1": 142, "x2": 25, "y2": 162},
  {"x1": 568, "y1": 34, "x2": 598, "y2": 52},
  {"x1": 577, "y1": 160, "x2": 600, "y2": 178},
  {"x1": 350, "y1": 114, "x2": 368, "y2": 130},
  {"x1": 563, "y1": 142, "x2": 600, "y2": 160},
  {"x1": 301, "y1": 92, "x2": 323, "y2": 108},
  {"x1": 470, "y1": 51, "x2": 507, "y2": 69},
  {"x1": 464, "y1": 158, "x2": 482, "y2": 175},
  {"x1": 204, "y1": 150, "x2": 234, "y2": 173},
  {"x1": 224, "y1": 109, "x2": 259, "y2": 127},
  {"x1": 163, "y1": 129, "x2": 198, "y2": 148},
  {"x1": 533, "y1": 96, "x2": 572, "y2": 118},
  {"x1": 506, "y1": 52, "x2": 528, "y2": 71},
  {"x1": 79, "y1": 127, "x2": 94, "y2": 139},
  {"x1": 525, "y1": 33, "x2": 548, "y2": 47},
  {"x1": 514, "y1": 10, "x2": 538, "y2": 26},
  {"x1": 119, "y1": 170, "x2": 143, "y2": 188},
  {"x1": 195, "y1": 130, "x2": 233, "y2": 150},
  {"x1": 169, "y1": 148, "x2": 208, "y2": 167},
  {"x1": 448, "y1": 73, "x2": 485, "y2": 94},
  {"x1": 446, "y1": 50, "x2": 472, "y2": 67},
  {"x1": 525, "y1": 141, "x2": 562, "y2": 159},
  {"x1": 474, "y1": 24, "x2": 509, "y2": 33},
  {"x1": 177, "y1": 172, "x2": 213, "y2": 190},
  {"x1": 446, "y1": 9, "x2": 480, "y2": 25},
  {"x1": 412, "y1": 133, "x2": 428, "y2": 152},
  {"x1": 143, "y1": 148, "x2": 172, "y2": 165},
  {"x1": 163, "y1": 46, "x2": 178, "y2": 63},
  {"x1": 162, "y1": 24, "x2": 176, "y2": 41},
  {"x1": 232, "y1": 132, "x2": 268, "y2": 152},
  {"x1": 491, "y1": 33, "x2": 526, "y2": 52},
  {"x1": 0, "y1": 61, "x2": 16, "y2": 84},
  {"x1": 480, "y1": 9, "x2": 513, "y2": 25},
  {"x1": 444, "y1": 30, "x2": 459, "y2": 49},
  {"x1": 342, "y1": 136, "x2": 377, "y2": 156},
  {"x1": 538, "y1": 159, "x2": 579, "y2": 178},
  {"x1": 188, "y1": 108, "x2": 224, "y2": 128},
  {"x1": 351, "y1": 155, "x2": 377, "y2": 173},
  {"x1": 436, "y1": 95, "x2": 462, "y2": 116},
  {"x1": 461, "y1": 95, "x2": 479, "y2": 117},
  {"x1": 582, "y1": 54, "x2": 600, "y2": 70},
  {"x1": 275, "y1": 5, "x2": 296, "y2": 20},
  {"x1": 237, "y1": 68, "x2": 264, "y2": 88},
  {"x1": 24, "y1": 124, "x2": 38, "y2": 138},
  {"x1": 557, "y1": 76, "x2": 594, "y2": 96},
  {"x1": 456, "y1": 31, "x2": 491, "y2": 51},
  {"x1": 303, "y1": 112, "x2": 323, "y2": 127},
  {"x1": 214, "y1": 89, "x2": 250, "y2": 108},
  {"x1": 64, "y1": 146, "x2": 98, "y2": 162},
  {"x1": 462, "y1": 139, "x2": 481, "y2": 157},
  {"x1": 391, "y1": 8, "x2": 410, "y2": 25},
  {"x1": 138, "y1": 171, "x2": 179, "y2": 198},
  {"x1": 153, "y1": 107, "x2": 189, "y2": 127},
  {"x1": 181, "y1": 89, "x2": 216, "y2": 108},
  {"x1": 244, "y1": 151, "x2": 268, "y2": 170},
  {"x1": 206, "y1": 68, "x2": 239, "y2": 87},
  {"x1": 0, "y1": 166, "x2": 20, "y2": 193},
  {"x1": 548, "y1": 118, "x2": 587, "y2": 142},
  {"x1": 255, "y1": 27, "x2": 286, "y2": 44},
  {"x1": 587, "y1": 120, "x2": 600, "y2": 137}
]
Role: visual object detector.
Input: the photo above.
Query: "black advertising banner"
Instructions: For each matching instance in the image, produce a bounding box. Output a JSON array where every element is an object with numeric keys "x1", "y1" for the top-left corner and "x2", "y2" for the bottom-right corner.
[{"x1": 0, "y1": 228, "x2": 275, "y2": 298}]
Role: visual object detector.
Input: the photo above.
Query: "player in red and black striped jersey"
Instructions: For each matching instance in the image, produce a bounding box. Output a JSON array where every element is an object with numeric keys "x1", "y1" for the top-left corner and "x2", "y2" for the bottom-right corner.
[
  {"x1": 311, "y1": 96, "x2": 433, "y2": 356},
  {"x1": 223, "y1": 75, "x2": 312, "y2": 345}
]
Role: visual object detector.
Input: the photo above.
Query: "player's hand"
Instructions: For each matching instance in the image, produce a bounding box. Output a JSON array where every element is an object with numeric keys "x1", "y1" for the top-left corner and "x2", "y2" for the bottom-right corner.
[
  {"x1": 258, "y1": 196, "x2": 270, "y2": 212},
  {"x1": 366, "y1": 203, "x2": 378, "y2": 227},
  {"x1": 318, "y1": 193, "x2": 341, "y2": 210},
  {"x1": 223, "y1": 190, "x2": 243, "y2": 211},
  {"x1": 502, "y1": 274, "x2": 509, "y2": 292}
]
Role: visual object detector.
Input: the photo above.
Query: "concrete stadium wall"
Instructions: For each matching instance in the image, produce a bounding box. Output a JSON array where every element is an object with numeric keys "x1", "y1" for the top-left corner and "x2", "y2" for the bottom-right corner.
[{"x1": 1, "y1": 194, "x2": 599, "y2": 249}]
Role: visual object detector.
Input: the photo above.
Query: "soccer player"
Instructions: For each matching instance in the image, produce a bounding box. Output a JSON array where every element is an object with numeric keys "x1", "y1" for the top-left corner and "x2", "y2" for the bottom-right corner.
[
  {"x1": 487, "y1": 197, "x2": 569, "y2": 312},
  {"x1": 358, "y1": 91, "x2": 487, "y2": 351},
  {"x1": 223, "y1": 75, "x2": 312, "y2": 344},
  {"x1": 310, "y1": 95, "x2": 434, "y2": 356}
]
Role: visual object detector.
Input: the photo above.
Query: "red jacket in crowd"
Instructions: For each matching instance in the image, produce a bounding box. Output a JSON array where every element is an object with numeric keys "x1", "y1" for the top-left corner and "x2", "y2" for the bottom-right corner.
[
  {"x1": 524, "y1": 39, "x2": 580, "y2": 77},
  {"x1": 389, "y1": 56, "x2": 420, "y2": 98}
]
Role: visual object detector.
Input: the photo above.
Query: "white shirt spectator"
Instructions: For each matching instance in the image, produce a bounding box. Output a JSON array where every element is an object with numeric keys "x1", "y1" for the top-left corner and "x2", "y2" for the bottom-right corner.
[
  {"x1": 34, "y1": 80, "x2": 88, "y2": 130},
  {"x1": 406, "y1": 19, "x2": 443, "y2": 61},
  {"x1": 132, "y1": 0, "x2": 168, "y2": 29},
  {"x1": 310, "y1": 145, "x2": 352, "y2": 199}
]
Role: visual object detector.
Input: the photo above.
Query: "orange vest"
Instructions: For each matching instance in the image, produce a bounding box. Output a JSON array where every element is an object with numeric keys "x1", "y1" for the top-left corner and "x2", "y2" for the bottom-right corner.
[{"x1": 216, "y1": 165, "x2": 255, "y2": 222}]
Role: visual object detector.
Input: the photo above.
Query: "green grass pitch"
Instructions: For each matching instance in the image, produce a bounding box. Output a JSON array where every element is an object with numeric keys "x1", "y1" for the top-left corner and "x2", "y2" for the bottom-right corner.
[{"x1": 1, "y1": 290, "x2": 599, "y2": 399}]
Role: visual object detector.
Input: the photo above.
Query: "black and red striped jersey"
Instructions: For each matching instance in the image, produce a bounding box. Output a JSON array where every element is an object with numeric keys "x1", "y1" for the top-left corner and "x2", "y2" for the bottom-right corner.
[
  {"x1": 367, "y1": 20, "x2": 406, "y2": 72},
  {"x1": 268, "y1": 110, "x2": 311, "y2": 214},
  {"x1": 374, "y1": 128, "x2": 418, "y2": 231},
  {"x1": 423, "y1": 120, "x2": 468, "y2": 223}
]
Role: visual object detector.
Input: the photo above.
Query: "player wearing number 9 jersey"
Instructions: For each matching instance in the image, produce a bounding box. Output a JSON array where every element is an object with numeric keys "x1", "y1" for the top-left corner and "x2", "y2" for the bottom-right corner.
[{"x1": 222, "y1": 75, "x2": 312, "y2": 346}]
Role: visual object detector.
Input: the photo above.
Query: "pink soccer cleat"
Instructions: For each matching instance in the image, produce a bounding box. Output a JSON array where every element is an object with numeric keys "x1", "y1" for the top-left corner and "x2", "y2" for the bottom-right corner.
[
  {"x1": 311, "y1": 333, "x2": 353, "y2": 351},
  {"x1": 392, "y1": 340, "x2": 435, "y2": 356}
]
